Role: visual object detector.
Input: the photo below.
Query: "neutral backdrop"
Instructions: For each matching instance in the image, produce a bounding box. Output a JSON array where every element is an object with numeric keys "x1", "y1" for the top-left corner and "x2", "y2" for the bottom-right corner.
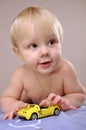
[{"x1": 0, "y1": 0, "x2": 86, "y2": 96}]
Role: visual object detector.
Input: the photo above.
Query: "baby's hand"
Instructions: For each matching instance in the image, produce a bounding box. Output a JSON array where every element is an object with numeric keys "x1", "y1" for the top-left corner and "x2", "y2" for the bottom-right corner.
[
  {"x1": 39, "y1": 93, "x2": 77, "y2": 111},
  {"x1": 2, "y1": 110, "x2": 17, "y2": 120},
  {"x1": 2, "y1": 101, "x2": 28, "y2": 120}
]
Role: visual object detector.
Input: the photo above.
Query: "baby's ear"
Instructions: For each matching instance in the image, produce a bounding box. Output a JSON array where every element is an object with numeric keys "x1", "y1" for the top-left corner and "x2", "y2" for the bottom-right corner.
[{"x1": 13, "y1": 47, "x2": 23, "y2": 61}]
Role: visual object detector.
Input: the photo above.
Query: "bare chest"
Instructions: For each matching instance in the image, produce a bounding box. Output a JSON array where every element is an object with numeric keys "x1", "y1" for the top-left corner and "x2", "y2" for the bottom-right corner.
[{"x1": 23, "y1": 76, "x2": 64, "y2": 104}]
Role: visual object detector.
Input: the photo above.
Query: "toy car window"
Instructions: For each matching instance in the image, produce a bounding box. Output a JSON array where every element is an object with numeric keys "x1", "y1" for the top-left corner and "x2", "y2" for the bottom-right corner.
[
  {"x1": 40, "y1": 106, "x2": 48, "y2": 109},
  {"x1": 30, "y1": 104, "x2": 35, "y2": 108}
]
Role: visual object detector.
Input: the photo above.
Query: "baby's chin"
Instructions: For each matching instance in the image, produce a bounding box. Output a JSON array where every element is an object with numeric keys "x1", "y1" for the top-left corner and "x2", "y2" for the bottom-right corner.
[{"x1": 37, "y1": 69, "x2": 54, "y2": 76}]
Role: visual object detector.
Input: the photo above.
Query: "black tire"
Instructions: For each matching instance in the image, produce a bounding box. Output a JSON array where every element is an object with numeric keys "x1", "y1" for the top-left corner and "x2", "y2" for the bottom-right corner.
[
  {"x1": 54, "y1": 108, "x2": 60, "y2": 116},
  {"x1": 30, "y1": 113, "x2": 38, "y2": 120}
]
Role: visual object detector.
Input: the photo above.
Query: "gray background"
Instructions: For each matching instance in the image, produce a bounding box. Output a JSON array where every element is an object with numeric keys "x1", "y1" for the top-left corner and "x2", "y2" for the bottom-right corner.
[{"x1": 0, "y1": 0, "x2": 86, "y2": 96}]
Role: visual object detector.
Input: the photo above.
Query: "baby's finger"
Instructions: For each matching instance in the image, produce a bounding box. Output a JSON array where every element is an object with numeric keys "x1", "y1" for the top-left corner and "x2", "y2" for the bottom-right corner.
[
  {"x1": 39, "y1": 99, "x2": 47, "y2": 106},
  {"x1": 60, "y1": 98, "x2": 69, "y2": 106},
  {"x1": 9, "y1": 111, "x2": 16, "y2": 120},
  {"x1": 2, "y1": 111, "x2": 15, "y2": 120},
  {"x1": 59, "y1": 98, "x2": 77, "y2": 111},
  {"x1": 47, "y1": 93, "x2": 57, "y2": 101},
  {"x1": 52, "y1": 95, "x2": 62, "y2": 105},
  {"x1": 68, "y1": 104, "x2": 77, "y2": 110},
  {"x1": 2, "y1": 113, "x2": 9, "y2": 120}
]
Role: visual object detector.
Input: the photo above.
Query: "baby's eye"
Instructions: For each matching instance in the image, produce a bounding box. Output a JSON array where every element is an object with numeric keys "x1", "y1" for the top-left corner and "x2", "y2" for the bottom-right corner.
[
  {"x1": 48, "y1": 39, "x2": 55, "y2": 46},
  {"x1": 29, "y1": 43, "x2": 37, "y2": 49}
]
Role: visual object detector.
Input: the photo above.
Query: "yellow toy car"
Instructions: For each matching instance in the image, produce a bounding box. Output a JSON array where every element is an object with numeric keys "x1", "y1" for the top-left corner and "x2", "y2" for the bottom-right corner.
[{"x1": 17, "y1": 104, "x2": 60, "y2": 120}]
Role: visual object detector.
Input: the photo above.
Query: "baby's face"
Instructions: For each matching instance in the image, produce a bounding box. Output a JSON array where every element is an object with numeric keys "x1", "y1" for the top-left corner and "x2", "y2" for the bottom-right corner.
[{"x1": 16, "y1": 23, "x2": 62, "y2": 74}]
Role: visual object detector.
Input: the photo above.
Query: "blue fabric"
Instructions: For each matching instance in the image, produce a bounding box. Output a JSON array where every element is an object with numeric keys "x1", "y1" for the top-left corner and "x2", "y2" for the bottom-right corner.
[{"x1": 0, "y1": 100, "x2": 86, "y2": 130}]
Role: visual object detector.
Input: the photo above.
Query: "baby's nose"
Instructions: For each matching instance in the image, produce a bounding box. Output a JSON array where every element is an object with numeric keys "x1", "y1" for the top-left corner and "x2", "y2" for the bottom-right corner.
[{"x1": 40, "y1": 46, "x2": 49, "y2": 57}]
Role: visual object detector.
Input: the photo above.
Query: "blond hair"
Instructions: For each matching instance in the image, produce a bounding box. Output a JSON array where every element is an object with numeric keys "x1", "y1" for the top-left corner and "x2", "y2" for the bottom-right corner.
[{"x1": 10, "y1": 6, "x2": 63, "y2": 47}]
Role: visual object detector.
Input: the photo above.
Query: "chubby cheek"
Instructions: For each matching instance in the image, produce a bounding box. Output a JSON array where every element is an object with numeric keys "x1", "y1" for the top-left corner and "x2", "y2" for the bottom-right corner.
[
  {"x1": 53, "y1": 49, "x2": 62, "y2": 65},
  {"x1": 53, "y1": 48, "x2": 62, "y2": 59},
  {"x1": 23, "y1": 54, "x2": 38, "y2": 70}
]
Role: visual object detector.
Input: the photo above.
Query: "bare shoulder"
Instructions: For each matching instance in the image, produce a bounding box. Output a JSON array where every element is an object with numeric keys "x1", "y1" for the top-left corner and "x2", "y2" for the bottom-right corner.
[
  {"x1": 6, "y1": 64, "x2": 26, "y2": 90},
  {"x1": 11, "y1": 64, "x2": 26, "y2": 79},
  {"x1": 61, "y1": 59, "x2": 77, "y2": 75},
  {"x1": 61, "y1": 59, "x2": 75, "y2": 69},
  {"x1": 61, "y1": 58, "x2": 79, "y2": 80}
]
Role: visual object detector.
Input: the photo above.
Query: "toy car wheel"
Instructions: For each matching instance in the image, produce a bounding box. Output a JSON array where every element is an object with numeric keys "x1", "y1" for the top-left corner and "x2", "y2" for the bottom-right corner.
[
  {"x1": 54, "y1": 108, "x2": 60, "y2": 116},
  {"x1": 30, "y1": 113, "x2": 38, "y2": 120}
]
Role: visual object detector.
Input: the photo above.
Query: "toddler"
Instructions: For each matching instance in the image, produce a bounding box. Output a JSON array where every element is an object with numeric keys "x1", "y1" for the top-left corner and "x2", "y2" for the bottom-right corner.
[{"x1": 1, "y1": 6, "x2": 86, "y2": 120}]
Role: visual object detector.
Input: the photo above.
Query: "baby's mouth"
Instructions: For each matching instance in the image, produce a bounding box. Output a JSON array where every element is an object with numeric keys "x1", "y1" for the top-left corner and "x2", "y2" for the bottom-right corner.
[{"x1": 39, "y1": 61, "x2": 52, "y2": 68}]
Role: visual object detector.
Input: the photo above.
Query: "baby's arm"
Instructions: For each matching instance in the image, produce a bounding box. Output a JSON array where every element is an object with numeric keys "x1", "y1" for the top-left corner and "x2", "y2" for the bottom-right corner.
[
  {"x1": 0, "y1": 67, "x2": 29, "y2": 119},
  {"x1": 62, "y1": 61, "x2": 86, "y2": 107}
]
